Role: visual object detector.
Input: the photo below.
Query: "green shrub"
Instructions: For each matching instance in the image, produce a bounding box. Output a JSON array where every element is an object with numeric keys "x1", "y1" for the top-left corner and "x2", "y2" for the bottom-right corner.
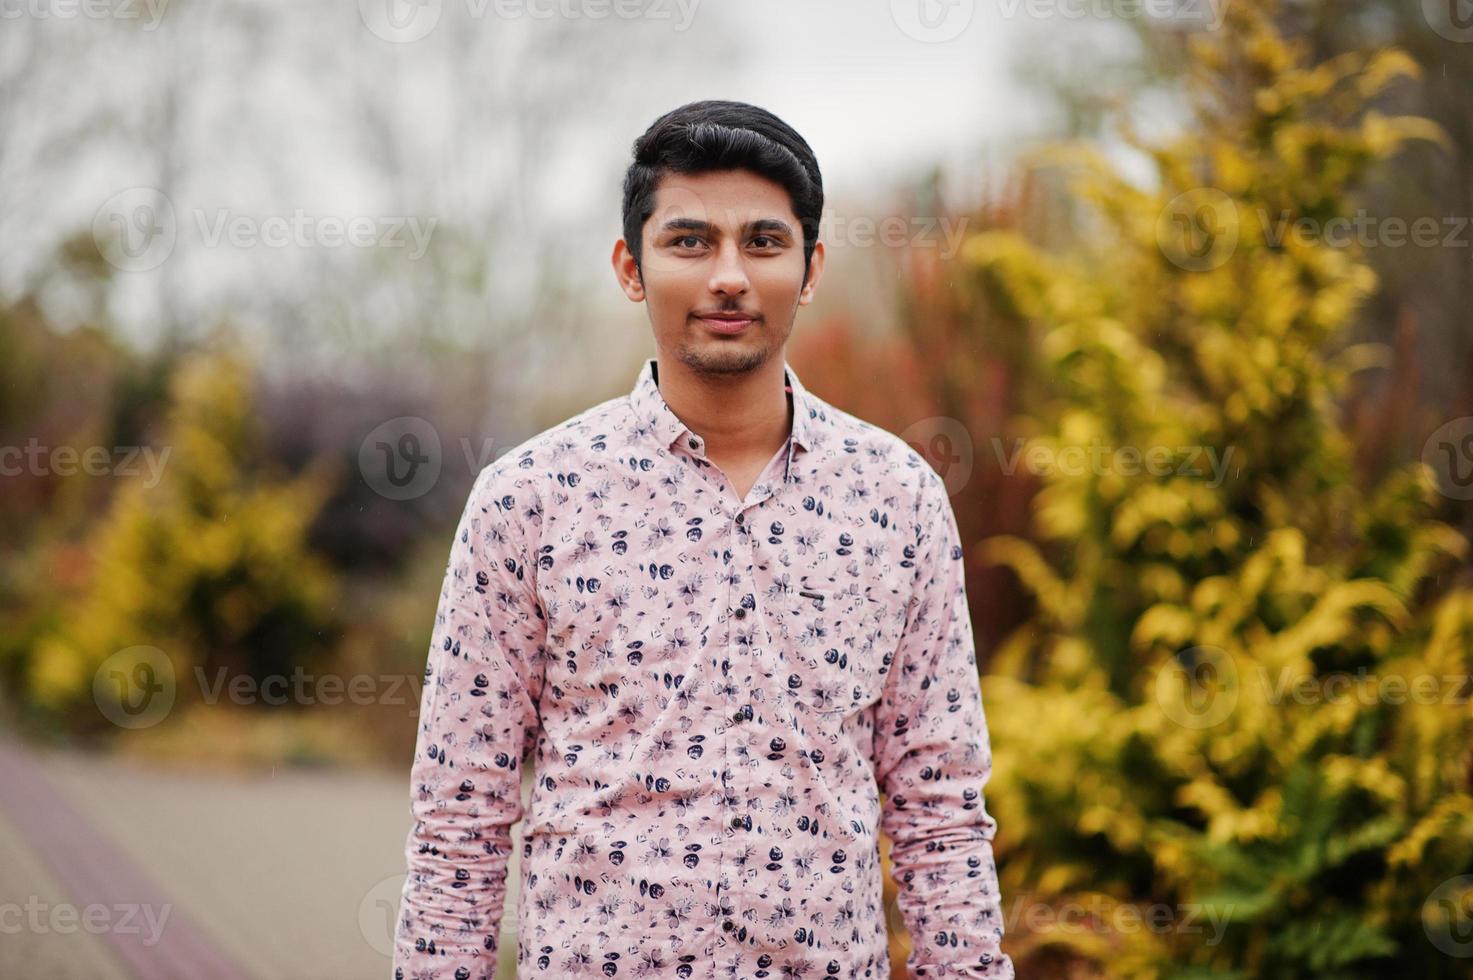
[
  {"x1": 967, "y1": 3, "x2": 1473, "y2": 975},
  {"x1": 27, "y1": 346, "x2": 341, "y2": 733}
]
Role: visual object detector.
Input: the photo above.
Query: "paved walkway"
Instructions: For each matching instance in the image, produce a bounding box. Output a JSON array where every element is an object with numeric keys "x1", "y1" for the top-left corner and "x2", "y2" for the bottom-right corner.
[{"x1": 0, "y1": 736, "x2": 526, "y2": 980}]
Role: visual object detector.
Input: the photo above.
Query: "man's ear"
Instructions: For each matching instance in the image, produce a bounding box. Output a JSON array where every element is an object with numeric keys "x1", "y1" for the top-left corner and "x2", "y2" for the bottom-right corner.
[
  {"x1": 797, "y1": 240, "x2": 826, "y2": 306},
  {"x1": 612, "y1": 238, "x2": 645, "y2": 302}
]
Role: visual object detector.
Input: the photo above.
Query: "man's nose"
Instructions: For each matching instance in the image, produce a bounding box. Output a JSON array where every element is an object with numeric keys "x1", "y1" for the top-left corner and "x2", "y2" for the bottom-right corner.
[{"x1": 707, "y1": 239, "x2": 750, "y2": 296}]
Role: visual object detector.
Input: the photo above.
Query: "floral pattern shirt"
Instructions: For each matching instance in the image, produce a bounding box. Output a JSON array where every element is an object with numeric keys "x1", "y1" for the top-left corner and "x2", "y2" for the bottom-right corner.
[{"x1": 393, "y1": 357, "x2": 1012, "y2": 979}]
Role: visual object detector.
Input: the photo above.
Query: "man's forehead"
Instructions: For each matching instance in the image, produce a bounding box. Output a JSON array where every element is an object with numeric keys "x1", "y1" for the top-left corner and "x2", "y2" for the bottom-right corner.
[{"x1": 650, "y1": 173, "x2": 796, "y2": 224}]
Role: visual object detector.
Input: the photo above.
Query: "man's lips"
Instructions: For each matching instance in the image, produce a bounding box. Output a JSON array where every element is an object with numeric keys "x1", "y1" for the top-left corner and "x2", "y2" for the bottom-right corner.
[{"x1": 695, "y1": 313, "x2": 758, "y2": 334}]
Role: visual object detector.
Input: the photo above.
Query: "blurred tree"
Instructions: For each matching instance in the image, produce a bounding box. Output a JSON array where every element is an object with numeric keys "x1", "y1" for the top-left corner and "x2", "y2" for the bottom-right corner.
[
  {"x1": 25, "y1": 343, "x2": 342, "y2": 732},
  {"x1": 1022, "y1": 0, "x2": 1473, "y2": 542},
  {"x1": 964, "y1": 1, "x2": 1473, "y2": 975},
  {"x1": 0, "y1": 283, "x2": 176, "y2": 725}
]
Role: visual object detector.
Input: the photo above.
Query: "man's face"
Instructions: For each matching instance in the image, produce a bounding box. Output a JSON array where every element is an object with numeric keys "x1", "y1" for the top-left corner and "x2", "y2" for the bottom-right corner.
[{"x1": 615, "y1": 168, "x2": 823, "y2": 377}]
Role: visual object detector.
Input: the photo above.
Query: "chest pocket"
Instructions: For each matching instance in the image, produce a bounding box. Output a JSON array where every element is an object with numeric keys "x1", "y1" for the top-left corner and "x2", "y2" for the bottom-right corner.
[{"x1": 776, "y1": 585, "x2": 893, "y2": 715}]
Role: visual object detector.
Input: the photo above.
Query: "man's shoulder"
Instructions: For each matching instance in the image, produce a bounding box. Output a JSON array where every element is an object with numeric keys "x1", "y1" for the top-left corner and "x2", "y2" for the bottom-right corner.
[
  {"x1": 807, "y1": 394, "x2": 944, "y2": 507},
  {"x1": 473, "y1": 392, "x2": 629, "y2": 496}
]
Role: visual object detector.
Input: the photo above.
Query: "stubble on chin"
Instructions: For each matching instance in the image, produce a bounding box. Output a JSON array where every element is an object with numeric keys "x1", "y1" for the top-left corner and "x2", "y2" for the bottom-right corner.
[{"x1": 674, "y1": 329, "x2": 777, "y2": 378}]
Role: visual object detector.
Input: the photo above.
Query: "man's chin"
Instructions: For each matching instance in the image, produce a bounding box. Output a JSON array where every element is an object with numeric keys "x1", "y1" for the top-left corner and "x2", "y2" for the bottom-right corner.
[{"x1": 675, "y1": 339, "x2": 772, "y2": 376}]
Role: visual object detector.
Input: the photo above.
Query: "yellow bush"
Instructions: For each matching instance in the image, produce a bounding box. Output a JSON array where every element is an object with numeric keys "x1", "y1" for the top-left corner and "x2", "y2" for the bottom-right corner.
[{"x1": 970, "y1": 2, "x2": 1473, "y2": 975}]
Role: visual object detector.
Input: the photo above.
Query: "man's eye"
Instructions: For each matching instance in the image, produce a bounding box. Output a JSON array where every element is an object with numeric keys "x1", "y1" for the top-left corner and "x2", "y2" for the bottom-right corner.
[
  {"x1": 750, "y1": 236, "x2": 779, "y2": 249},
  {"x1": 673, "y1": 235, "x2": 704, "y2": 248}
]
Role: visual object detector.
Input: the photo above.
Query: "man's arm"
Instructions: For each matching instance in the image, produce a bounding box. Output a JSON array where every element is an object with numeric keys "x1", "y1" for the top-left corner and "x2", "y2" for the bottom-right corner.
[
  {"x1": 393, "y1": 463, "x2": 546, "y2": 980},
  {"x1": 873, "y1": 469, "x2": 1013, "y2": 978}
]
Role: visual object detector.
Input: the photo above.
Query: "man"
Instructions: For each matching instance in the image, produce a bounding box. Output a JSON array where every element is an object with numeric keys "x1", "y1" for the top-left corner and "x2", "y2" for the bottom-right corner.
[{"x1": 393, "y1": 99, "x2": 1013, "y2": 979}]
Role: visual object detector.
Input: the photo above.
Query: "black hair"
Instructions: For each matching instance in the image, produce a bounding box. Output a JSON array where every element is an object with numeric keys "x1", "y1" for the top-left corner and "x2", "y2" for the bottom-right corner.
[{"x1": 620, "y1": 99, "x2": 823, "y2": 280}]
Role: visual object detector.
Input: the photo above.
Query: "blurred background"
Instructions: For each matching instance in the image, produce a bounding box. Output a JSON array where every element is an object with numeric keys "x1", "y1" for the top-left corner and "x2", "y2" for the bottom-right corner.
[{"x1": 3, "y1": 0, "x2": 1473, "y2": 976}]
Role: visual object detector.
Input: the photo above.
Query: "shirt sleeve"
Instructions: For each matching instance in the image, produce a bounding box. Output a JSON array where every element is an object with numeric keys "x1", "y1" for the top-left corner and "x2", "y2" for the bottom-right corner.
[
  {"x1": 393, "y1": 463, "x2": 546, "y2": 980},
  {"x1": 872, "y1": 469, "x2": 1013, "y2": 979}
]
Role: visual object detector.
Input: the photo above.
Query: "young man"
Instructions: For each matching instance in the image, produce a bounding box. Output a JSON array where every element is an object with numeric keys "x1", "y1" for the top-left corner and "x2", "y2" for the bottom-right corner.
[{"x1": 393, "y1": 100, "x2": 1013, "y2": 979}]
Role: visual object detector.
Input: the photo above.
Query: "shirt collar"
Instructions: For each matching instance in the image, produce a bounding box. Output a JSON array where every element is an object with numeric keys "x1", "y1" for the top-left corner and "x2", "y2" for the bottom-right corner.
[{"x1": 628, "y1": 356, "x2": 815, "y2": 460}]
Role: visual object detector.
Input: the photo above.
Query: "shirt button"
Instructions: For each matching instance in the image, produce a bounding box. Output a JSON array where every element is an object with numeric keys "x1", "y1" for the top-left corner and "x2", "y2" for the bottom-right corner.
[
  {"x1": 735, "y1": 513, "x2": 744, "y2": 525},
  {"x1": 688, "y1": 437, "x2": 699, "y2": 449},
  {"x1": 733, "y1": 607, "x2": 746, "y2": 619},
  {"x1": 730, "y1": 815, "x2": 744, "y2": 829},
  {"x1": 721, "y1": 919, "x2": 735, "y2": 932},
  {"x1": 731, "y1": 709, "x2": 745, "y2": 723}
]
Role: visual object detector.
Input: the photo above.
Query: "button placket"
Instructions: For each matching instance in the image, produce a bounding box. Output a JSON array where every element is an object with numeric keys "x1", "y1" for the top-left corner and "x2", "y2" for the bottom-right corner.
[
  {"x1": 721, "y1": 505, "x2": 767, "y2": 942},
  {"x1": 718, "y1": 506, "x2": 755, "y2": 948}
]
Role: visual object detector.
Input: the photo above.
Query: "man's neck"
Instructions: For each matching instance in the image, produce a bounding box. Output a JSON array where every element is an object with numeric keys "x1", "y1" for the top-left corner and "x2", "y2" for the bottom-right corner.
[{"x1": 653, "y1": 356, "x2": 792, "y2": 463}]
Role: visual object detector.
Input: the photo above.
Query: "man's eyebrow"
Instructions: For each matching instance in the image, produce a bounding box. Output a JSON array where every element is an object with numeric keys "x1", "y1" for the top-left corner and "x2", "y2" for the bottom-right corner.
[{"x1": 658, "y1": 216, "x2": 796, "y2": 237}]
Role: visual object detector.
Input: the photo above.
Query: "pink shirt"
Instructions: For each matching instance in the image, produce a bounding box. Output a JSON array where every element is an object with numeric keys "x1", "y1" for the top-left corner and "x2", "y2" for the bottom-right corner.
[{"x1": 394, "y1": 357, "x2": 1012, "y2": 979}]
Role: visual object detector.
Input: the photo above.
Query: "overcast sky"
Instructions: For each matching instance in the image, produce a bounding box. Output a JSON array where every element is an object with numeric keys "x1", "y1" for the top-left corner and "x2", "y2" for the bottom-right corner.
[{"x1": 4, "y1": 0, "x2": 1149, "y2": 359}]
